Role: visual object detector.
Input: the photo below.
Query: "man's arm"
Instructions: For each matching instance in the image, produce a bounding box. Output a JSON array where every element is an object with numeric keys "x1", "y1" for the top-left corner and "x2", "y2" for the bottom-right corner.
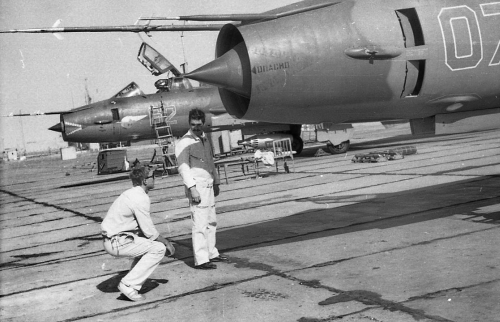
[
  {"x1": 130, "y1": 195, "x2": 161, "y2": 240},
  {"x1": 132, "y1": 195, "x2": 175, "y2": 256},
  {"x1": 175, "y1": 137, "x2": 197, "y2": 189},
  {"x1": 206, "y1": 139, "x2": 221, "y2": 197},
  {"x1": 206, "y1": 138, "x2": 221, "y2": 186},
  {"x1": 176, "y1": 136, "x2": 203, "y2": 202}
]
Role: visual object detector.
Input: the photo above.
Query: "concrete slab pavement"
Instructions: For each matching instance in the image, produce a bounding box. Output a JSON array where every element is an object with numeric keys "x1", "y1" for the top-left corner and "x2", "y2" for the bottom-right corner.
[{"x1": 1, "y1": 126, "x2": 498, "y2": 321}]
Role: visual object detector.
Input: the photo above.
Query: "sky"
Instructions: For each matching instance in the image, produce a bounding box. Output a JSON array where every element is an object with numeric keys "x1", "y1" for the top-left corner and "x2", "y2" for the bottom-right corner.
[{"x1": 0, "y1": 0, "x2": 298, "y2": 153}]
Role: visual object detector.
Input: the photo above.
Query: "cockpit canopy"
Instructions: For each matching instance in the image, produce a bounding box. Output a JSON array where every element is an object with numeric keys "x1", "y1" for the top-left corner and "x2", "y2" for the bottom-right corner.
[
  {"x1": 137, "y1": 42, "x2": 180, "y2": 77},
  {"x1": 154, "y1": 77, "x2": 193, "y2": 92},
  {"x1": 113, "y1": 82, "x2": 145, "y2": 98},
  {"x1": 137, "y1": 42, "x2": 193, "y2": 92}
]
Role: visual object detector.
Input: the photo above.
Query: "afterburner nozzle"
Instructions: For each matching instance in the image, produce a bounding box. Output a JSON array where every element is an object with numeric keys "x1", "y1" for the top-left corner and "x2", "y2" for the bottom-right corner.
[{"x1": 184, "y1": 42, "x2": 251, "y2": 98}]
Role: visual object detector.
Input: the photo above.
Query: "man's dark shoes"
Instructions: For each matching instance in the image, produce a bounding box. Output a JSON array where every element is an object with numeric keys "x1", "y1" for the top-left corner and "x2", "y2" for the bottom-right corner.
[
  {"x1": 210, "y1": 255, "x2": 229, "y2": 262},
  {"x1": 195, "y1": 262, "x2": 217, "y2": 270}
]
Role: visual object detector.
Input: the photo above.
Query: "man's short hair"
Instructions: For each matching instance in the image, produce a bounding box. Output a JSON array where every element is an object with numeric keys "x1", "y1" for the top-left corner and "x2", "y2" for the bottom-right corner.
[
  {"x1": 189, "y1": 108, "x2": 205, "y2": 124},
  {"x1": 130, "y1": 166, "x2": 148, "y2": 186}
]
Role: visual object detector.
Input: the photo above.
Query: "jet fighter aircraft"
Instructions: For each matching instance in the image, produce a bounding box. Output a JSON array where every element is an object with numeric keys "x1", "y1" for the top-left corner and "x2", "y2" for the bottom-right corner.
[
  {"x1": 151, "y1": 0, "x2": 500, "y2": 150},
  {"x1": 3, "y1": 39, "x2": 302, "y2": 153},
  {"x1": 44, "y1": 76, "x2": 298, "y2": 150},
  {"x1": 154, "y1": 0, "x2": 500, "y2": 151},
  {"x1": 3, "y1": 0, "x2": 499, "y2": 153}
]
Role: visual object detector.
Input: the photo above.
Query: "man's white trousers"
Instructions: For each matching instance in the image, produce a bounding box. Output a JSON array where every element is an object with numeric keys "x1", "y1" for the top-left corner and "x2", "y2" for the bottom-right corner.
[
  {"x1": 103, "y1": 234, "x2": 166, "y2": 291},
  {"x1": 189, "y1": 178, "x2": 220, "y2": 266}
]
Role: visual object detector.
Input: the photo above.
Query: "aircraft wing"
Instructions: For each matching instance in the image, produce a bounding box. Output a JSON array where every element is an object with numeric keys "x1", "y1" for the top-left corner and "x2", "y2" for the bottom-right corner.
[
  {"x1": 1, "y1": 2, "x2": 339, "y2": 34},
  {"x1": 139, "y1": 1, "x2": 339, "y2": 22},
  {"x1": 0, "y1": 24, "x2": 225, "y2": 34}
]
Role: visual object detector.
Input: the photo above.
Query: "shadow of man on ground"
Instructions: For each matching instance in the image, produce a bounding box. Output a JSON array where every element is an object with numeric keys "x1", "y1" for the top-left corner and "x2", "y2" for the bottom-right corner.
[{"x1": 96, "y1": 272, "x2": 169, "y2": 301}]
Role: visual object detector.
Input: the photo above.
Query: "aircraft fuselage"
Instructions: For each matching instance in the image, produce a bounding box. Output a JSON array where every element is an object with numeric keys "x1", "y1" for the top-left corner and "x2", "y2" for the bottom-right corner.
[
  {"x1": 59, "y1": 87, "x2": 223, "y2": 143},
  {"x1": 188, "y1": 0, "x2": 500, "y2": 124}
]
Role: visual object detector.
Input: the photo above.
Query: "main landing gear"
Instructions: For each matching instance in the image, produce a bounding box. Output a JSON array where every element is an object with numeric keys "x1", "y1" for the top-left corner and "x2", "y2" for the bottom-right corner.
[
  {"x1": 292, "y1": 136, "x2": 304, "y2": 154},
  {"x1": 326, "y1": 140, "x2": 350, "y2": 154}
]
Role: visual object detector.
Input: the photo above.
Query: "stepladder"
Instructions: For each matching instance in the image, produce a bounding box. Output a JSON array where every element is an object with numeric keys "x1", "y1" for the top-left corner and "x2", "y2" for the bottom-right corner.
[{"x1": 150, "y1": 104, "x2": 178, "y2": 176}]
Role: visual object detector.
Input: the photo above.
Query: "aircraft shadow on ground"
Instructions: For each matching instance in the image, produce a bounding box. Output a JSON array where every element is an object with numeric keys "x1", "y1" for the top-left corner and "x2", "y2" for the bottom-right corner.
[
  {"x1": 172, "y1": 176, "x2": 499, "y2": 266},
  {"x1": 296, "y1": 132, "x2": 479, "y2": 158},
  {"x1": 351, "y1": 132, "x2": 482, "y2": 150},
  {"x1": 59, "y1": 175, "x2": 130, "y2": 188}
]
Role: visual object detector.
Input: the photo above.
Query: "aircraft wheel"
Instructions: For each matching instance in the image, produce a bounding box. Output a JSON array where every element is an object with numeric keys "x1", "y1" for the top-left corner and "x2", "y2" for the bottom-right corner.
[
  {"x1": 327, "y1": 140, "x2": 350, "y2": 154},
  {"x1": 292, "y1": 137, "x2": 304, "y2": 155}
]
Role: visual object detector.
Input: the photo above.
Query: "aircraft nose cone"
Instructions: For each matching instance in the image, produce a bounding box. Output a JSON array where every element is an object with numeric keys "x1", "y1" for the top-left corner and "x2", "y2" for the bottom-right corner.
[
  {"x1": 49, "y1": 123, "x2": 63, "y2": 133},
  {"x1": 184, "y1": 42, "x2": 251, "y2": 98}
]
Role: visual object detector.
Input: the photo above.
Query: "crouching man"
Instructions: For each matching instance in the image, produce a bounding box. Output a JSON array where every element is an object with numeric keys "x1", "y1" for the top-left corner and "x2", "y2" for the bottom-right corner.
[{"x1": 101, "y1": 166, "x2": 175, "y2": 301}]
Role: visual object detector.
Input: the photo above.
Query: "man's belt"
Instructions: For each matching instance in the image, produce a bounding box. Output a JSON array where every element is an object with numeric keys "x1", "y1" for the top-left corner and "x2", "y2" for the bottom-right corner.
[{"x1": 102, "y1": 230, "x2": 142, "y2": 239}]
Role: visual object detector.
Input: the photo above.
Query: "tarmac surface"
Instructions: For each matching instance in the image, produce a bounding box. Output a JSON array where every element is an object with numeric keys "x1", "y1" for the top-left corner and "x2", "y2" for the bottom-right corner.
[{"x1": 1, "y1": 123, "x2": 499, "y2": 322}]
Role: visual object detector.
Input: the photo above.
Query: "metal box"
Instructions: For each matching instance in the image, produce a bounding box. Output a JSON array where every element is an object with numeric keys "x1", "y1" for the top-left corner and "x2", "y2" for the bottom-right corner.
[
  {"x1": 60, "y1": 146, "x2": 77, "y2": 160},
  {"x1": 98, "y1": 149, "x2": 128, "y2": 174}
]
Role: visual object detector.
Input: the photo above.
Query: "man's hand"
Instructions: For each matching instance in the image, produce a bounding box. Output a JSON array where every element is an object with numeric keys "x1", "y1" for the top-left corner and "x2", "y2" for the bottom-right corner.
[
  {"x1": 156, "y1": 235, "x2": 176, "y2": 256},
  {"x1": 214, "y1": 184, "x2": 220, "y2": 197},
  {"x1": 190, "y1": 186, "x2": 201, "y2": 203},
  {"x1": 164, "y1": 241, "x2": 175, "y2": 257}
]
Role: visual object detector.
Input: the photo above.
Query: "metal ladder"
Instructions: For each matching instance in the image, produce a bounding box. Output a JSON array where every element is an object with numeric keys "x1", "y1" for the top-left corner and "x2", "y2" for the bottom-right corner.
[{"x1": 151, "y1": 105, "x2": 177, "y2": 176}]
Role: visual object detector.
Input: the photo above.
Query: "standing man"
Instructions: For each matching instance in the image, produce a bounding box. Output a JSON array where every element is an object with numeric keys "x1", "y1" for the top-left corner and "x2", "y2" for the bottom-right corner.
[
  {"x1": 175, "y1": 108, "x2": 228, "y2": 269},
  {"x1": 102, "y1": 166, "x2": 175, "y2": 302}
]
